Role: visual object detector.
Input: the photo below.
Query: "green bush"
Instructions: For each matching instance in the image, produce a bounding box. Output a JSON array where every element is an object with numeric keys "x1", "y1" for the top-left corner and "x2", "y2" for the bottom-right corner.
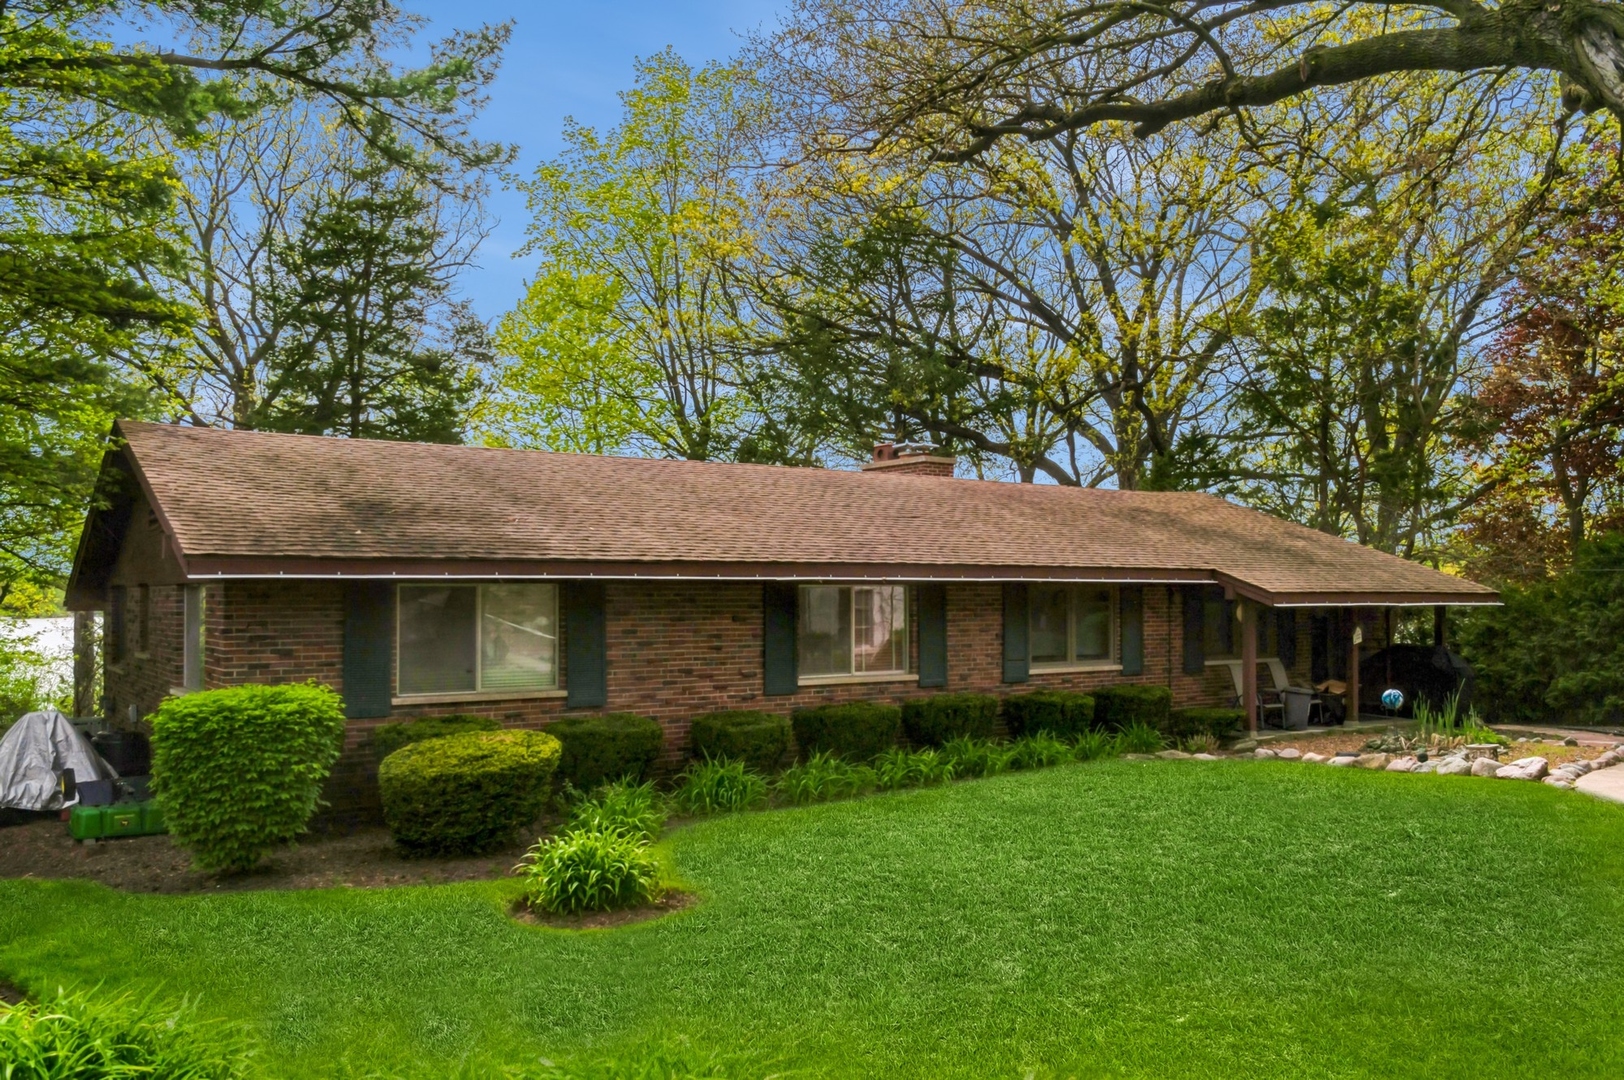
[
  {"x1": 670, "y1": 758, "x2": 769, "y2": 815},
  {"x1": 149, "y1": 682, "x2": 345, "y2": 873},
  {"x1": 1168, "y1": 707, "x2": 1244, "y2": 740},
  {"x1": 790, "y1": 701, "x2": 901, "y2": 761},
  {"x1": 688, "y1": 711, "x2": 791, "y2": 774},
  {"x1": 0, "y1": 988, "x2": 250, "y2": 1079},
  {"x1": 900, "y1": 693, "x2": 999, "y2": 747},
  {"x1": 1092, "y1": 685, "x2": 1172, "y2": 733},
  {"x1": 519, "y1": 827, "x2": 661, "y2": 915},
  {"x1": 1114, "y1": 721, "x2": 1165, "y2": 754},
  {"x1": 1072, "y1": 729, "x2": 1117, "y2": 761},
  {"x1": 546, "y1": 713, "x2": 664, "y2": 791},
  {"x1": 1008, "y1": 732, "x2": 1074, "y2": 770},
  {"x1": 938, "y1": 736, "x2": 1014, "y2": 779},
  {"x1": 773, "y1": 751, "x2": 874, "y2": 805},
  {"x1": 1001, "y1": 691, "x2": 1095, "y2": 739},
  {"x1": 873, "y1": 747, "x2": 953, "y2": 790},
  {"x1": 566, "y1": 780, "x2": 666, "y2": 842},
  {"x1": 379, "y1": 730, "x2": 561, "y2": 855},
  {"x1": 371, "y1": 713, "x2": 500, "y2": 762}
]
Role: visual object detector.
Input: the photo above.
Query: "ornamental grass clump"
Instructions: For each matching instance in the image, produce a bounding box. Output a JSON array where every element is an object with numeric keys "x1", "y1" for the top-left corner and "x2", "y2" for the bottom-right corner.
[
  {"x1": 670, "y1": 758, "x2": 769, "y2": 815},
  {"x1": 149, "y1": 682, "x2": 346, "y2": 873},
  {"x1": 519, "y1": 827, "x2": 661, "y2": 915},
  {"x1": 0, "y1": 988, "x2": 251, "y2": 1080},
  {"x1": 873, "y1": 746, "x2": 954, "y2": 791},
  {"x1": 938, "y1": 736, "x2": 1014, "y2": 778},
  {"x1": 380, "y1": 730, "x2": 561, "y2": 855},
  {"x1": 566, "y1": 779, "x2": 666, "y2": 842},
  {"x1": 1071, "y1": 728, "x2": 1117, "y2": 762},
  {"x1": 1114, "y1": 721, "x2": 1165, "y2": 755},
  {"x1": 773, "y1": 751, "x2": 874, "y2": 805},
  {"x1": 1008, "y1": 732, "x2": 1074, "y2": 771}
]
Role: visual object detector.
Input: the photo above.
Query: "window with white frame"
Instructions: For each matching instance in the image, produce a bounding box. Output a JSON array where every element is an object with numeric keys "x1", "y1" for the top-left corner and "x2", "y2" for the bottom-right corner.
[
  {"x1": 396, "y1": 583, "x2": 558, "y2": 696},
  {"x1": 1030, "y1": 584, "x2": 1116, "y2": 667},
  {"x1": 797, "y1": 584, "x2": 908, "y2": 678}
]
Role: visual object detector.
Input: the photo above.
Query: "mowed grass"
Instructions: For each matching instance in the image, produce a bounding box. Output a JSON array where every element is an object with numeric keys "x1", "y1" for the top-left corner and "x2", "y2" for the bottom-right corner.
[{"x1": 4, "y1": 759, "x2": 1624, "y2": 1078}]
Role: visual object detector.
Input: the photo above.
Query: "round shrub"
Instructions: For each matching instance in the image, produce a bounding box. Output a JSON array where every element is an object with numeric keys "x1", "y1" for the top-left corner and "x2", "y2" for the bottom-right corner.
[
  {"x1": 379, "y1": 730, "x2": 561, "y2": 855},
  {"x1": 790, "y1": 702, "x2": 901, "y2": 761},
  {"x1": 546, "y1": 713, "x2": 664, "y2": 791},
  {"x1": 900, "y1": 693, "x2": 998, "y2": 746},
  {"x1": 689, "y1": 710, "x2": 791, "y2": 774},
  {"x1": 1002, "y1": 690, "x2": 1095, "y2": 739},
  {"x1": 1092, "y1": 685, "x2": 1172, "y2": 733},
  {"x1": 149, "y1": 682, "x2": 346, "y2": 874},
  {"x1": 519, "y1": 827, "x2": 661, "y2": 915},
  {"x1": 1168, "y1": 707, "x2": 1244, "y2": 740},
  {"x1": 371, "y1": 713, "x2": 500, "y2": 762}
]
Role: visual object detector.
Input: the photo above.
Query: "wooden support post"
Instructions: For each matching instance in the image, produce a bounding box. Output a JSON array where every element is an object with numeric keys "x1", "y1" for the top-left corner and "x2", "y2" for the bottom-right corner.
[
  {"x1": 1241, "y1": 598, "x2": 1259, "y2": 733},
  {"x1": 1433, "y1": 605, "x2": 1446, "y2": 649},
  {"x1": 72, "y1": 610, "x2": 96, "y2": 719},
  {"x1": 1347, "y1": 613, "x2": 1361, "y2": 724}
]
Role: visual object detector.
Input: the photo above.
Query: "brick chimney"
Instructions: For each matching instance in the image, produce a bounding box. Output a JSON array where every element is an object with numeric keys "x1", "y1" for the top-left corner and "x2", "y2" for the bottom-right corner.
[{"x1": 860, "y1": 441, "x2": 956, "y2": 478}]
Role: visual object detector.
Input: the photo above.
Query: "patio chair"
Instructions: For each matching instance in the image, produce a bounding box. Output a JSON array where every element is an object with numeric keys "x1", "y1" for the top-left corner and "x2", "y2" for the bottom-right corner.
[
  {"x1": 1216, "y1": 660, "x2": 1285, "y2": 727},
  {"x1": 1264, "y1": 659, "x2": 1325, "y2": 727}
]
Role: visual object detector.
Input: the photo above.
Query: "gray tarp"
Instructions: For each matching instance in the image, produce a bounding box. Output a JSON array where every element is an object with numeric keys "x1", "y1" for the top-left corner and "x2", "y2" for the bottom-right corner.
[{"x1": 0, "y1": 708, "x2": 112, "y2": 811}]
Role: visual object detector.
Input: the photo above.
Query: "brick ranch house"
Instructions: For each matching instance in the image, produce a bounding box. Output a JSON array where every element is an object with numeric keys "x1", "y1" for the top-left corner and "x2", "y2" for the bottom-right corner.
[{"x1": 67, "y1": 422, "x2": 1497, "y2": 811}]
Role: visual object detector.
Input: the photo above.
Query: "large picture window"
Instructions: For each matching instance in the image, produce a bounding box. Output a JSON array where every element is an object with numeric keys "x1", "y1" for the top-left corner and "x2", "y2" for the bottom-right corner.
[
  {"x1": 1030, "y1": 585, "x2": 1116, "y2": 668},
  {"x1": 798, "y1": 584, "x2": 908, "y2": 678},
  {"x1": 397, "y1": 583, "x2": 558, "y2": 696}
]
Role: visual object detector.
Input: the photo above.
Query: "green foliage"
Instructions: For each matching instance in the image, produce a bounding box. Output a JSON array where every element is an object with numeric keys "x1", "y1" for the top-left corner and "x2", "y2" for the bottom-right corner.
[
  {"x1": 938, "y1": 736, "x2": 1014, "y2": 778},
  {"x1": 772, "y1": 751, "x2": 875, "y2": 805},
  {"x1": 1456, "y1": 533, "x2": 1624, "y2": 725},
  {"x1": 1072, "y1": 729, "x2": 1117, "y2": 761},
  {"x1": 566, "y1": 780, "x2": 666, "y2": 843},
  {"x1": 0, "y1": 629, "x2": 67, "y2": 725},
  {"x1": 900, "y1": 693, "x2": 998, "y2": 746},
  {"x1": 519, "y1": 826, "x2": 661, "y2": 916},
  {"x1": 379, "y1": 730, "x2": 562, "y2": 856},
  {"x1": 872, "y1": 747, "x2": 954, "y2": 791},
  {"x1": 1114, "y1": 721, "x2": 1165, "y2": 755},
  {"x1": 546, "y1": 713, "x2": 665, "y2": 791},
  {"x1": 688, "y1": 711, "x2": 791, "y2": 774},
  {"x1": 1092, "y1": 685, "x2": 1172, "y2": 733},
  {"x1": 1001, "y1": 691, "x2": 1095, "y2": 739},
  {"x1": 148, "y1": 682, "x2": 345, "y2": 873},
  {"x1": 670, "y1": 758, "x2": 769, "y2": 816},
  {"x1": 790, "y1": 702, "x2": 901, "y2": 761},
  {"x1": 1008, "y1": 733, "x2": 1074, "y2": 771},
  {"x1": 371, "y1": 714, "x2": 501, "y2": 762},
  {"x1": 0, "y1": 988, "x2": 249, "y2": 1080},
  {"x1": 1168, "y1": 707, "x2": 1244, "y2": 740}
]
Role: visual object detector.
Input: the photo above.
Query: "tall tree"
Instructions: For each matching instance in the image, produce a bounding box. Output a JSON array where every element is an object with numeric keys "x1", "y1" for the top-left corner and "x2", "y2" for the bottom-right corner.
[{"x1": 486, "y1": 51, "x2": 764, "y2": 460}]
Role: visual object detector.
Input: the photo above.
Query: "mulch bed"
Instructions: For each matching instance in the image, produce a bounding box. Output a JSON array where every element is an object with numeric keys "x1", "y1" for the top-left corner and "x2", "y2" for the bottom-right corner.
[
  {"x1": 0, "y1": 816, "x2": 533, "y2": 894},
  {"x1": 1252, "y1": 728, "x2": 1606, "y2": 767},
  {"x1": 510, "y1": 890, "x2": 698, "y2": 930},
  {"x1": 0, "y1": 980, "x2": 25, "y2": 1006}
]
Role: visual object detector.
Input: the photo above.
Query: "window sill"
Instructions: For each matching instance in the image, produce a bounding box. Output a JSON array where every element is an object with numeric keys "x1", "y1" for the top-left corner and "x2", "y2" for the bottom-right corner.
[
  {"x1": 168, "y1": 686, "x2": 201, "y2": 697},
  {"x1": 1030, "y1": 662, "x2": 1122, "y2": 675},
  {"x1": 391, "y1": 688, "x2": 567, "y2": 706},
  {"x1": 796, "y1": 672, "x2": 918, "y2": 688}
]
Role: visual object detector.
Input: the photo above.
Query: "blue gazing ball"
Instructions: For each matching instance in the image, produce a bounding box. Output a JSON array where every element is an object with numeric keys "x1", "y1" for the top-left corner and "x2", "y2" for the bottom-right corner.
[{"x1": 1381, "y1": 688, "x2": 1405, "y2": 711}]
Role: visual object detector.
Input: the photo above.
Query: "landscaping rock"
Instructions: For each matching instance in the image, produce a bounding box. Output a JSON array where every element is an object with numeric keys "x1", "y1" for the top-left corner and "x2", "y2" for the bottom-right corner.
[
  {"x1": 1386, "y1": 757, "x2": 1417, "y2": 772},
  {"x1": 1463, "y1": 744, "x2": 1502, "y2": 762},
  {"x1": 1157, "y1": 749, "x2": 1193, "y2": 759},
  {"x1": 1277, "y1": 748, "x2": 1302, "y2": 761},
  {"x1": 1301, "y1": 752, "x2": 1329, "y2": 763},
  {"x1": 1232, "y1": 738, "x2": 1258, "y2": 752},
  {"x1": 1354, "y1": 753, "x2": 1392, "y2": 770},
  {"x1": 1544, "y1": 777, "x2": 1575, "y2": 789},
  {"x1": 1192, "y1": 753, "x2": 1220, "y2": 761},
  {"x1": 1470, "y1": 757, "x2": 1503, "y2": 778},
  {"x1": 1564, "y1": 737, "x2": 1580, "y2": 746},
  {"x1": 1326, "y1": 755, "x2": 1355, "y2": 767},
  {"x1": 1413, "y1": 759, "x2": 1440, "y2": 773},
  {"x1": 1436, "y1": 757, "x2": 1472, "y2": 776},
  {"x1": 1496, "y1": 758, "x2": 1548, "y2": 781},
  {"x1": 1254, "y1": 748, "x2": 1278, "y2": 760}
]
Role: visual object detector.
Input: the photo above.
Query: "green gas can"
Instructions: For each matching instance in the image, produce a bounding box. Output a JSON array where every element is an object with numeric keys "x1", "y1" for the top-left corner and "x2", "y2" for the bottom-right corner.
[{"x1": 69, "y1": 800, "x2": 166, "y2": 841}]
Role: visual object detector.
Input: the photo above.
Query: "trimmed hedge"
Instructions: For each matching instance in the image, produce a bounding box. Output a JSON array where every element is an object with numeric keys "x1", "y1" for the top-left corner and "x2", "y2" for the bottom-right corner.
[
  {"x1": 1001, "y1": 690, "x2": 1096, "y2": 739},
  {"x1": 149, "y1": 682, "x2": 346, "y2": 873},
  {"x1": 371, "y1": 714, "x2": 500, "y2": 762},
  {"x1": 546, "y1": 713, "x2": 664, "y2": 791},
  {"x1": 901, "y1": 693, "x2": 999, "y2": 746},
  {"x1": 1092, "y1": 685, "x2": 1173, "y2": 733},
  {"x1": 379, "y1": 730, "x2": 561, "y2": 855},
  {"x1": 790, "y1": 702, "x2": 901, "y2": 761},
  {"x1": 1169, "y1": 707, "x2": 1244, "y2": 740},
  {"x1": 689, "y1": 710, "x2": 791, "y2": 773}
]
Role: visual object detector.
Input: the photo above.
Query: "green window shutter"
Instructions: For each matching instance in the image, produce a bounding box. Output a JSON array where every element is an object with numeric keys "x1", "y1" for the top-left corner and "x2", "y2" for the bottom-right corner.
[
  {"x1": 342, "y1": 582, "x2": 394, "y2": 719},
  {"x1": 1276, "y1": 608, "x2": 1297, "y2": 670},
  {"x1": 1182, "y1": 587, "x2": 1205, "y2": 675},
  {"x1": 1119, "y1": 585, "x2": 1145, "y2": 676},
  {"x1": 564, "y1": 581, "x2": 607, "y2": 708},
  {"x1": 1002, "y1": 582, "x2": 1029, "y2": 683},
  {"x1": 917, "y1": 583, "x2": 947, "y2": 688},
  {"x1": 763, "y1": 583, "x2": 798, "y2": 696}
]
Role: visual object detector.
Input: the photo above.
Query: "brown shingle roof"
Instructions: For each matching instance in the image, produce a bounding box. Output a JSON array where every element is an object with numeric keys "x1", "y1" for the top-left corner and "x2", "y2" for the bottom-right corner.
[{"x1": 106, "y1": 421, "x2": 1495, "y2": 605}]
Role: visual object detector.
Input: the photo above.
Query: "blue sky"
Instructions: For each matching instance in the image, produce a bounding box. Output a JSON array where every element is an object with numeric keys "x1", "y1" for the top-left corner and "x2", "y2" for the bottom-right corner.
[{"x1": 403, "y1": 1, "x2": 785, "y2": 322}]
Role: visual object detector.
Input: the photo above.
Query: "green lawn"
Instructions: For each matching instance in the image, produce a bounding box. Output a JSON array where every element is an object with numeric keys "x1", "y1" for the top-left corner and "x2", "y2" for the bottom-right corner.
[{"x1": 4, "y1": 759, "x2": 1623, "y2": 1078}]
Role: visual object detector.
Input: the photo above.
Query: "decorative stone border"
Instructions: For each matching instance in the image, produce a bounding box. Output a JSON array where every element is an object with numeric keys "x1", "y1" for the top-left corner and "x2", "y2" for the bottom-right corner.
[{"x1": 1244, "y1": 742, "x2": 1624, "y2": 788}]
